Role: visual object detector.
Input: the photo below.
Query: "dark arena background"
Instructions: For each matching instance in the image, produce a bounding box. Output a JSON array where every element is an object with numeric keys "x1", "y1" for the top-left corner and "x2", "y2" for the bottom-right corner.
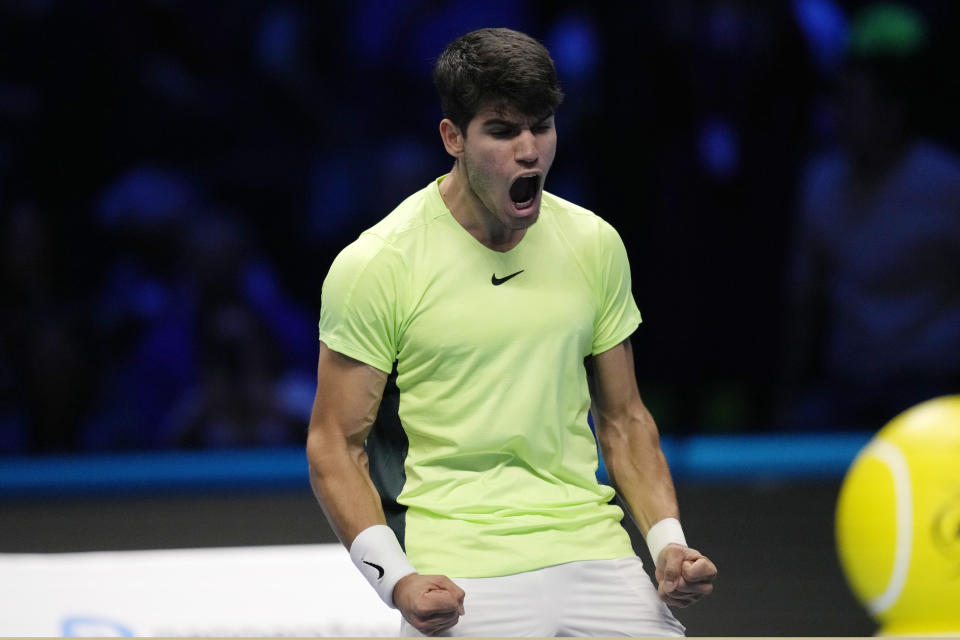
[{"x1": 2, "y1": 1, "x2": 959, "y2": 636}]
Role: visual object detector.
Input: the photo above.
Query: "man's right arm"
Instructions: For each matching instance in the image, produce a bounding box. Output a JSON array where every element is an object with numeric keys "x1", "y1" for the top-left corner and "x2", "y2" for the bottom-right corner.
[
  {"x1": 306, "y1": 341, "x2": 390, "y2": 543},
  {"x1": 306, "y1": 341, "x2": 464, "y2": 634}
]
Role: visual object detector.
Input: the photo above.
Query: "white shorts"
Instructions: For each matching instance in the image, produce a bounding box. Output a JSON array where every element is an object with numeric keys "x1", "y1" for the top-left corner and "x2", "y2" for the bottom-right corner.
[{"x1": 399, "y1": 556, "x2": 686, "y2": 637}]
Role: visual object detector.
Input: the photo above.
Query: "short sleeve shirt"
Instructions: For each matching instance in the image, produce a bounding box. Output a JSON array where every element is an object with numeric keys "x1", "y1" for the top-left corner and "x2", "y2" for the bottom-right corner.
[{"x1": 318, "y1": 177, "x2": 641, "y2": 577}]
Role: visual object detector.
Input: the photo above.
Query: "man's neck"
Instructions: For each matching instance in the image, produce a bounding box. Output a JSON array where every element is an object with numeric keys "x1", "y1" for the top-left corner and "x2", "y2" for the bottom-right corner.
[{"x1": 439, "y1": 163, "x2": 527, "y2": 252}]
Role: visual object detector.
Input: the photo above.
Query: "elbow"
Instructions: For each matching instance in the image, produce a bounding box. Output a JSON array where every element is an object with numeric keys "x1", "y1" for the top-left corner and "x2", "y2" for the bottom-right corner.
[
  {"x1": 306, "y1": 430, "x2": 332, "y2": 486},
  {"x1": 306, "y1": 425, "x2": 358, "y2": 484},
  {"x1": 595, "y1": 405, "x2": 661, "y2": 453},
  {"x1": 595, "y1": 417, "x2": 626, "y2": 453}
]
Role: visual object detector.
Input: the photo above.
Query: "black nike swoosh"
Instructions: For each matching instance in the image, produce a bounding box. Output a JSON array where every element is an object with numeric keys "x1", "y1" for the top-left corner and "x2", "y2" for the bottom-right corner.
[
  {"x1": 363, "y1": 560, "x2": 385, "y2": 580},
  {"x1": 491, "y1": 270, "x2": 524, "y2": 285}
]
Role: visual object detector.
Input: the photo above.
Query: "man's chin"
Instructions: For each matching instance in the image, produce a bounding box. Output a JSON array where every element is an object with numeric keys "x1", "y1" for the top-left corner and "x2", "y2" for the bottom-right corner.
[
  {"x1": 507, "y1": 210, "x2": 539, "y2": 229},
  {"x1": 506, "y1": 201, "x2": 540, "y2": 227}
]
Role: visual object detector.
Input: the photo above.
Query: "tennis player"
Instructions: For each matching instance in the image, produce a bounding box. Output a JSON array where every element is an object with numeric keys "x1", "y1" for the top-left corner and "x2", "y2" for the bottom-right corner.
[{"x1": 307, "y1": 27, "x2": 717, "y2": 636}]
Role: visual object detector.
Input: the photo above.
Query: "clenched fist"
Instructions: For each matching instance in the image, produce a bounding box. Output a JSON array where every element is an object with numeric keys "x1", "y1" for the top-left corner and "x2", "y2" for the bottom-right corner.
[
  {"x1": 655, "y1": 543, "x2": 717, "y2": 608},
  {"x1": 394, "y1": 573, "x2": 466, "y2": 635}
]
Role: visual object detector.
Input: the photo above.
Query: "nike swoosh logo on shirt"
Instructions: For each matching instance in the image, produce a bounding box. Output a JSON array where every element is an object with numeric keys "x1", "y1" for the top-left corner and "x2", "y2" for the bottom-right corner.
[
  {"x1": 363, "y1": 560, "x2": 385, "y2": 580},
  {"x1": 491, "y1": 270, "x2": 524, "y2": 285}
]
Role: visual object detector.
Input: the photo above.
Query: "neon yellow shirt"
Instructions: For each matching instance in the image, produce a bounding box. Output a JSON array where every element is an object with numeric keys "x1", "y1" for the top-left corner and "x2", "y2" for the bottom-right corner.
[{"x1": 318, "y1": 177, "x2": 641, "y2": 577}]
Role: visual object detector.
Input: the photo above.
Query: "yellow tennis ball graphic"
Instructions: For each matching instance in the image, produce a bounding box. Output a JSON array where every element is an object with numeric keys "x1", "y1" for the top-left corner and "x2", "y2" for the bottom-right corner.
[{"x1": 836, "y1": 395, "x2": 960, "y2": 636}]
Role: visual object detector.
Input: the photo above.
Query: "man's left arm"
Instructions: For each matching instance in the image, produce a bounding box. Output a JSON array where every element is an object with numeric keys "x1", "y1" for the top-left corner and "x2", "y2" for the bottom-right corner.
[{"x1": 590, "y1": 337, "x2": 718, "y2": 608}]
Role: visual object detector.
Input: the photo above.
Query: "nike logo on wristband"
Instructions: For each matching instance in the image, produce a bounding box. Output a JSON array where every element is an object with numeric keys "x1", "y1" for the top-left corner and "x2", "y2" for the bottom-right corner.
[
  {"x1": 491, "y1": 270, "x2": 524, "y2": 285},
  {"x1": 363, "y1": 560, "x2": 385, "y2": 580}
]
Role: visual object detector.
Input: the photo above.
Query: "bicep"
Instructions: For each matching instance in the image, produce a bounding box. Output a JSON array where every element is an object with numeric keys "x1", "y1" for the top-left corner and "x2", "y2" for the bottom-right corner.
[
  {"x1": 309, "y1": 341, "x2": 389, "y2": 449},
  {"x1": 590, "y1": 338, "x2": 642, "y2": 415},
  {"x1": 590, "y1": 337, "x2": 659, "y2": 444}
]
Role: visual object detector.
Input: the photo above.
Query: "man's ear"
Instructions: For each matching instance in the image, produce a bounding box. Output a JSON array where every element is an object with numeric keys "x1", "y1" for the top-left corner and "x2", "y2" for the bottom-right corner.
[{"x1": 439, "y1": 119, "x2": 465, "y2": 158}]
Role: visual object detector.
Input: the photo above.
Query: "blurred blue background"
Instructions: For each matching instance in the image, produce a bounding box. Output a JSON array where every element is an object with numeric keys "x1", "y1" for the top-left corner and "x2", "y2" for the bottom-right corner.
[
  {"x1": 3, "y1": 0, "x2": 959, "y2": 454},
  {"x1": 2, "y1": 1, "x2": 959, "y2": 635}
]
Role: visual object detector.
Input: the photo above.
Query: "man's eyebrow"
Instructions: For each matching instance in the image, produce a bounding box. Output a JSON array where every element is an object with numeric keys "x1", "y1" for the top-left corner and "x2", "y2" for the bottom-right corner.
[
  {"x1": 481, "y1": 118, "x2": 521, "y2": 128},
  {"x1": 482, "y1": 114, "x2": 554, "y2": 128}
]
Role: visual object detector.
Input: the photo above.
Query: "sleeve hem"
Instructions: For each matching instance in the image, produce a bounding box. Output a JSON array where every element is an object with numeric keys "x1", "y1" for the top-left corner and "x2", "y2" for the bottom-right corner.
[
  {"x1": 319, "y1": 333, "x2": 395, "y2": 374},
  {"x1": 591, "y1": 313, "x2": 642, "y2": 356}
]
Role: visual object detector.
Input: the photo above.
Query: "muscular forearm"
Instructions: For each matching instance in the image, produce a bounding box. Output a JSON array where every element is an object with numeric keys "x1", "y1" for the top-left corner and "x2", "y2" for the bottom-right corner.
[
  {"x1": 307, "y1": 342, "x2": 392, "y2": 547},
  {"x1": 595, "y1": 402, "x2": 679, "y2": 535},
  {"x1": 598, "y1": 406, "x2": 719, "y2": 608},
  {"x1": 307, "y1": 428, "x2": 386, "y2": 547},
  {"x1": 304, "y1": 346, "x2": 463, "y2": 623}
]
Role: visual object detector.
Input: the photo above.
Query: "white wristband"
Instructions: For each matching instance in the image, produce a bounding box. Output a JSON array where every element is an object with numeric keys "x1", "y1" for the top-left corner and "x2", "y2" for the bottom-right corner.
[
  {"x1": 349, "y1": 524, "x2": 417, "y2": 609},
  {"x1": 645, "y1": 517, "x2": 687, "y2": 564}
]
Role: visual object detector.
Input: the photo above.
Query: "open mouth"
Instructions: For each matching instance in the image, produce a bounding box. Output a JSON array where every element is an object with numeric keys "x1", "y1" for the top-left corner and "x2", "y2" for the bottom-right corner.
[{"x1": 509, "y1": 174, "x2": 540, "y2": 210}]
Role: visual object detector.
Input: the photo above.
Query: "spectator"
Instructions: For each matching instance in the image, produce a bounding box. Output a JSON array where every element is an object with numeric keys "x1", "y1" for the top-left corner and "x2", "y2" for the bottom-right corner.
[
  {"x1": 780, "y1": 3, "x2": 960, "y2": 429},
  {"x1": 84, "y1": 206, "x2": 315, "y2": 450}
]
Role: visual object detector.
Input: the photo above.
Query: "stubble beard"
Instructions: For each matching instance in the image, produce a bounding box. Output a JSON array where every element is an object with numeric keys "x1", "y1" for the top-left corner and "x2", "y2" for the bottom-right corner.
[{"x1": 461, "y1": 156, "x2": 535, "y2": 232}]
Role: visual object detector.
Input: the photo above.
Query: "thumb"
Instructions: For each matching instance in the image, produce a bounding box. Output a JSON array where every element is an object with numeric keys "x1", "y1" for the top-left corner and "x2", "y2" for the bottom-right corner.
[{"x1": 658, "y1": 544, "x2": 684, "y2": 591}]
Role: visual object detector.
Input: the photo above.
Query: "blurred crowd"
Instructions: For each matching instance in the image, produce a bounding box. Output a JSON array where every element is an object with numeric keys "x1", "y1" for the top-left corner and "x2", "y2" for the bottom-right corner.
[{"x1": 1, "y1": 0, "x2": 959, "y2": 453}]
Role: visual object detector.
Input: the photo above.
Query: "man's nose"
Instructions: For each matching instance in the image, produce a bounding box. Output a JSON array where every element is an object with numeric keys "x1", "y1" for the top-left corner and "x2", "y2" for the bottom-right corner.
[{"x1": 515, "y1": 130, "x2": 538, "y2": 165}]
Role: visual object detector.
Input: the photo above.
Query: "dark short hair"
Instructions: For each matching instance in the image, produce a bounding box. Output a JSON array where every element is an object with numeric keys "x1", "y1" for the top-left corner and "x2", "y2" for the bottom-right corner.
[{"x1": 433, "y1": 28, "x2": 564, "y2": 133}]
